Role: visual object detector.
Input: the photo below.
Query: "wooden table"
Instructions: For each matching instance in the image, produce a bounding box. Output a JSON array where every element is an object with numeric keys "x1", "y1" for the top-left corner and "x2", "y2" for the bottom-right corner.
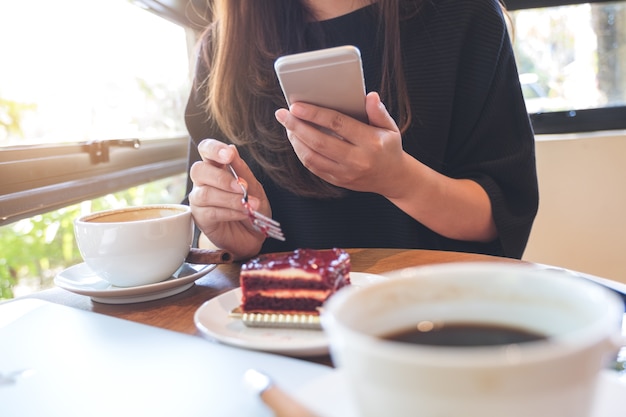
[
  {"x1": 21, "y1": 248, "x2": 626, "y2": 367},
  {"x1": 26, "y1": 249, "x2": 518, "y2": 334}
]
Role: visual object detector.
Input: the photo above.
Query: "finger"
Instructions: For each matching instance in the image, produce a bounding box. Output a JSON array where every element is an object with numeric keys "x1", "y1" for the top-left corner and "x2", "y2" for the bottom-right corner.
[
  {"x1": 276, "y1": 108, "x2": 349, "y2": 162},
  {"x1": 191, "y1": 202, "x2": 248, "y2": 226},
  {"x1": 190, "y1": 160, "x2": 243, "y2": 198},
  {"x1": 365, "y1": 92, "x2": 399, "y2": 132},
  {"x1": 197, "y1": 139, "x2": 237, "y2": 164},
  {"x1": 285, "y1": 102, "x2": 360, "y2": 142},
  {"x1": 189, "y1": 184, "x2": 248, "y2": 220},
  {"x1": 189, "y1": 160, "x2": 210, "y2": 185},
  {"x1": 225, "y1": 152, "x2": 267, "y2": 207},
  {"x1": 229, "y1": 153, "x2": 254, "y2": 183},
  {"x1": 190, "y1": 160, "x2": 262, "y2": 214}
]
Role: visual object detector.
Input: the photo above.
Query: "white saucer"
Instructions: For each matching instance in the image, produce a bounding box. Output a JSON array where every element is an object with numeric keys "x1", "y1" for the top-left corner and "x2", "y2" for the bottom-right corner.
[
  {"x1": 193, "y1": 272, "x2": 386, "y2": 357},
  {"x1": 294, "y1": 369, "x2": 626, "y2": 417},
  {"x1": 54, "y1": 262, "x2": 216, "y2": 304}
]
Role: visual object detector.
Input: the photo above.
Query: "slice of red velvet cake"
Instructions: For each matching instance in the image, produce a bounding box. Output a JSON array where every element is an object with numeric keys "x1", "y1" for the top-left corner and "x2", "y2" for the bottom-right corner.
[{"x1": 239, "y1": 248, "x2": 351, "y2": 316}]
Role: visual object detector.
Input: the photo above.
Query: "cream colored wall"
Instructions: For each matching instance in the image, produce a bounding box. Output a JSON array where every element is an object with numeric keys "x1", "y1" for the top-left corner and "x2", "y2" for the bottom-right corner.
[{"x1": 522, "y1": 131, "x2": 626, "y2": 284}]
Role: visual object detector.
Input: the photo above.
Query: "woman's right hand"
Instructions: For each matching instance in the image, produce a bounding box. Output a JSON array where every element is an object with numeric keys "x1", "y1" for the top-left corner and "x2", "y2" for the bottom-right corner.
[{"x1": 188, "y1": 139, "x2": 268, "y2": 260}]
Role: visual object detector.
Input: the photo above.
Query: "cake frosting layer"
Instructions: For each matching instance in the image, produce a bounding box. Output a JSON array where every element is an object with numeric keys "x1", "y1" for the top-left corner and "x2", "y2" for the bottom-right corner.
[{"x1": 239, "y1": 248, "x2": 351, "y2": 315}]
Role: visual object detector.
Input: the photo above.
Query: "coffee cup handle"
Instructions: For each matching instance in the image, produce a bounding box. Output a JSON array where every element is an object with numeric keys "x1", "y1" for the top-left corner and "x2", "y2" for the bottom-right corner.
[{"x1": 185, "y1": 248, "x2": 233, "y2": 264}]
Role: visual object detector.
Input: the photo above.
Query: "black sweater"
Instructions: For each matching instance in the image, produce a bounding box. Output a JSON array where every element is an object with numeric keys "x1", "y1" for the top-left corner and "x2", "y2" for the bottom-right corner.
[{"x1": 185, "y1": 0, "x2": 539, "y2": 259}]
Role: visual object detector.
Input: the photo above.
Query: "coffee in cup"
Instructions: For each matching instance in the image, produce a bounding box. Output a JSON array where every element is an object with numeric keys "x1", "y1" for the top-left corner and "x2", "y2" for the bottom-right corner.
[
  {"x1": 74, "y1": 204, "x2": 193, "y2": 287},
  {"x1": 322, "y1": 262, "x2": 625, "y2": 417}
]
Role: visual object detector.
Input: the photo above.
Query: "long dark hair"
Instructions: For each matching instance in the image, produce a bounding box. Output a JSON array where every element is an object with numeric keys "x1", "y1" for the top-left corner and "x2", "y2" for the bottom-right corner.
[{"x1": 198, "y1": 0, "x2": 419, "y2": 198}]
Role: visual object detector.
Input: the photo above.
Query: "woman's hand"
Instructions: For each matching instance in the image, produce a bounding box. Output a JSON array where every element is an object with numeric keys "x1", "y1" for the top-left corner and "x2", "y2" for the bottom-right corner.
[
  {"x1": 275, "y1": 91, "x2": 497, "y2": 243},
  {"x1": 188, "y1": 139, "x2": 269, "y2": 260},
  {"x1": 274, "y1": 91, "x2": 407, "y2": 198}
]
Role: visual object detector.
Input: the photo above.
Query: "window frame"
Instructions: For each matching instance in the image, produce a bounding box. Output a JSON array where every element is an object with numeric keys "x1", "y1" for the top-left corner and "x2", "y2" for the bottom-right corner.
[
  {"x1": 0, "y1": 2, "x2": 198, "y2": 226},
  {"x1": 505, "y1": 0, "x2": 626, "y2": 134},
  {"x1": 506, "y1": 0, "x2": 613, "y2": 10},
  {"x1": 0, "y1": 137, "x2": 189, "y2": 225}
]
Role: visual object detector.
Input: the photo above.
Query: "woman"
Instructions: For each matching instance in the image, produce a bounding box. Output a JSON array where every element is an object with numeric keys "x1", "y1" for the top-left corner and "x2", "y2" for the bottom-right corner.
[{"x1": 185, "y1": 0, "x2": 539, "y2": 261}]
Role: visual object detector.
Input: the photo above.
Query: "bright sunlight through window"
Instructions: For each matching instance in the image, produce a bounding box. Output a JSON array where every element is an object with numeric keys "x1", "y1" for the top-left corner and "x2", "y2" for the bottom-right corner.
[
  {"x1": 0, "y1": 0, "x2": 192, "y2": 299},
  {"x1": 0, "y1": 0, "x2": 191, "y2": 146}
]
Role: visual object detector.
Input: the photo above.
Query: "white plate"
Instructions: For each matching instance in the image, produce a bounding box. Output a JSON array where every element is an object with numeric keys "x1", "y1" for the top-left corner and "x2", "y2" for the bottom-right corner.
[
  {"x1": 193, "y1": 272, "x2": 387, "y2": 357},
  {"x1": 54, "y1": 262, "x2": 216, "y2": 304},
  {"x1": 294, "y1": 369, "x2": 626, "y2": 417}
]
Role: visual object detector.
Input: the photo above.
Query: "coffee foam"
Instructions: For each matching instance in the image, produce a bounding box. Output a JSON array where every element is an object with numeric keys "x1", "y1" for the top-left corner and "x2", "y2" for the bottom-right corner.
[{"x1": 85, "y1": 206, "x2": 186, "y2": 223}]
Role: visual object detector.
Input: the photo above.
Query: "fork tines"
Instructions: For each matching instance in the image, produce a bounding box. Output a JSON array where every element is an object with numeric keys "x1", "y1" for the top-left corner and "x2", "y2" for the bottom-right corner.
[
  {"x1": 228, "y1": 164, "x2": 285, "y2": 241},
  {"x1": 249, "y1": 210, "x2": 285, "y2": 241}
]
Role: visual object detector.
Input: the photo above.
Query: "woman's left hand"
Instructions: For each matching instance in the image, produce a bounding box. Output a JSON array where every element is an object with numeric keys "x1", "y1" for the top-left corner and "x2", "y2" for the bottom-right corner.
[{"x1": 274, "y1": 91, "x2": 408, "y2": 200}]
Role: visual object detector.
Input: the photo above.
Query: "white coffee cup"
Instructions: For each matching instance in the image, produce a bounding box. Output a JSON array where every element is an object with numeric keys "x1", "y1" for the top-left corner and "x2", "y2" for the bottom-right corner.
[
  {"x1": 322, "y1": 262, "x2": 625, "y2": 417},
  {"x1": 74, "y1": 204, "x2": 193, "y2": 287}
]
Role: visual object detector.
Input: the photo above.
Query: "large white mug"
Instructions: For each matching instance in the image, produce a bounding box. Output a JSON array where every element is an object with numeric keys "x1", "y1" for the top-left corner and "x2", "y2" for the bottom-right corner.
[
  {"x1": 322, "y1": 262, "x2": 625, "y2": 417},
  {"x1": 74, "y1": 204, "x2": 193, "y2": 287}
]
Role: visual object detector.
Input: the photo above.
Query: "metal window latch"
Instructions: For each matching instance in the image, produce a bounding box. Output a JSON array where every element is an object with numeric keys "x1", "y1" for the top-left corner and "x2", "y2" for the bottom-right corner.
[{"x1": 82, "y1": 139, "x2": 141, "y2": 164}]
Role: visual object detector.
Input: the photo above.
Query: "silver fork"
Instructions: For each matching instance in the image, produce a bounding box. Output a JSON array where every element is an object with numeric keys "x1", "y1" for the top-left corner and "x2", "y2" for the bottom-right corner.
[{"x1": 228, "y1": 164, "x2": 285, "y2": 241}]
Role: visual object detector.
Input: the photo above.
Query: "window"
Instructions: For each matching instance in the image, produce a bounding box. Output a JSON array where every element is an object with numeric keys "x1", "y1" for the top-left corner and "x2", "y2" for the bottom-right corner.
[
  {"x1": 0, "y1": 0, "x2": 194, "y2": 225},
  {"x1": 506, "y1": 0, "x2": 626, "y2": 133},
  {"x1": 0, "y1": 0, "x2": 197, "y2": 299}
]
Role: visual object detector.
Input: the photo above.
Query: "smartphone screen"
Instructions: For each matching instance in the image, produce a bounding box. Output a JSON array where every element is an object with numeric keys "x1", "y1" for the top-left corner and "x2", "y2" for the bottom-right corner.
[{"x1": 274, "y1": 45, "x2": 368, "y2": 123}]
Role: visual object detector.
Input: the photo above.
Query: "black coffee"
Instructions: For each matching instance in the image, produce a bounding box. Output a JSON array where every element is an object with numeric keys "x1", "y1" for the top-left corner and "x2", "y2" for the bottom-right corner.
[{"x1": 381, "y1": 322, "x2": 546, "y2": 347}]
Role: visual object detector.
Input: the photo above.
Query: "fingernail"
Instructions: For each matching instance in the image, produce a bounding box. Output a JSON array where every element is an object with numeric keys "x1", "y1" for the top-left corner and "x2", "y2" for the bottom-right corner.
[
  {"x1": 289, "y1": 103, "x2": 305, "y2": 117},
  {"x1": 218, "y1": 148, "x2": 230, "y2": 161},
  {"x1": 275, "y1": 109, "x2": 287, "y2": 124},
  {"x1": 377, "y1": 94, "x2": 386, "y2": 110},
  {"x1": 247, "y1": 196, "x2": 260, "y2": 211}
]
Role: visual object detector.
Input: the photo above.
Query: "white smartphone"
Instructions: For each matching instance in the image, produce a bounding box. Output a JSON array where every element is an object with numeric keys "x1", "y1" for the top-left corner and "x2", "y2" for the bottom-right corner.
[{"x1": 274, "y1": 45, "x2": 368, "y2": 123}]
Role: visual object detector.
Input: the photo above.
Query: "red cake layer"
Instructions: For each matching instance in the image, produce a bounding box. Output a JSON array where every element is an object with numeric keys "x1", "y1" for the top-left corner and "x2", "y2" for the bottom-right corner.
[{"x1": 239, "y1": 248, "x2": 351, "y2": 315}]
